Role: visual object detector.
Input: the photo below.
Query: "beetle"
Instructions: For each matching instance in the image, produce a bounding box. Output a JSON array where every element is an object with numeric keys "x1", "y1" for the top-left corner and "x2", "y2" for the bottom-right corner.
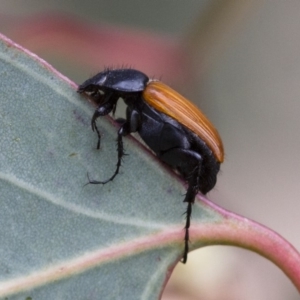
[{"x1": 77, "y1": 68, "x2": 224, "y2": 263}]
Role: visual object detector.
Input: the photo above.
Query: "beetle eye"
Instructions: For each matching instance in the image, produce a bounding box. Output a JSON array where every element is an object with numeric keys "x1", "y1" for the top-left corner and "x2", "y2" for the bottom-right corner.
[
  {"x1": 88, "y1": 89, "x2": 105, "y2": 104},
  {"x1": 84, "y1": 88, "x2": 104, "y2": 99},
  {"x1": 84, "y1": 90, "x2": 95, "y2": 96}
]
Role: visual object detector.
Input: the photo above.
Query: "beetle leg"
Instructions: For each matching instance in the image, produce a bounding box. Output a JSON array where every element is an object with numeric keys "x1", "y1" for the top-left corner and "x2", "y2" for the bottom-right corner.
[
  {"x1": 91, "y1": 103, "x2": 112, "y2": 150},
  {"x1": 88, "y1": 125, "x2": 126, "y2": 185},
  {"x1": 181, "y1": 160, "x2": 202, "y2": 263},
  {"x1": 88, "y1": 108, "x2": 141, "y2": 185},
  {"x1": 160, "y1": 149, "x2": 202, "y2": 263},
  {"x1": 91, "y1": 94, "x2": 118, "y2": 149}
]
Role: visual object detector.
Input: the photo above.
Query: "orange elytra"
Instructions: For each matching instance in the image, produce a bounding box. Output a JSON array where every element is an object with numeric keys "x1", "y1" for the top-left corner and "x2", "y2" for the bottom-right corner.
[{"x1": 143, "y1": 81, "x2": 224, "y2": 163}]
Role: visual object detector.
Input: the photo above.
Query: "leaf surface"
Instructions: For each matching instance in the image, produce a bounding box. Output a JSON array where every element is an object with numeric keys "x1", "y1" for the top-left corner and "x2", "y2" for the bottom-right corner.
[{"x1": 0, "y1": 34, "x2": 300, "y2": 299}]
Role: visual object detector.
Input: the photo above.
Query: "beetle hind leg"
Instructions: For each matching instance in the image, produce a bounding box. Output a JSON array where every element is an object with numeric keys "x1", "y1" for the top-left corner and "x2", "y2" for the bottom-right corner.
[
  {"x1": 182, "y1": 201, "x2": 192, "y2": 263},
  {"x1": 159, "y1": 148, "x2": 202, "y2": 263},
  {"x1": 182, "y1": 180, "x2": 200, "y2": 264}
]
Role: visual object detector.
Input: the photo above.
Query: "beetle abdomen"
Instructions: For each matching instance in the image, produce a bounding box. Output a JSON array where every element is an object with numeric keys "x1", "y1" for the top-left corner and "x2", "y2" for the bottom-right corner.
[{"x1": 143, "y1": 81, "x2": 224, "y2": 163}]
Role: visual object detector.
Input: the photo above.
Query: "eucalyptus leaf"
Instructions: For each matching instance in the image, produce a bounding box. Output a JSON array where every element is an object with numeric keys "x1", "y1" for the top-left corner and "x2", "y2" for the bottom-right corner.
[
  {"x1": 1, "y1": 34, "x2": 300, "y2": 299},
  {"x1": 0, "y1": 34, "x2": 223, "y2": 299}
]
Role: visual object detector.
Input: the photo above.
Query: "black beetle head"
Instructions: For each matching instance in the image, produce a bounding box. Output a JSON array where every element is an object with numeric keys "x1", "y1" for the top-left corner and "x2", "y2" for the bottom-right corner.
[{"x1": 78, "y1": 68, "x2": 149, "y2": 95}]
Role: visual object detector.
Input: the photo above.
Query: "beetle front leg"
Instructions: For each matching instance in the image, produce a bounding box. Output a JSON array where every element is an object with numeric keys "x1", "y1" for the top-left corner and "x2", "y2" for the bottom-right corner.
[
  {"x1": 88, "y1": 125, "x2": 127, "y2": 185},
  {"x1": 88, "y1": 108, "x2": 141, "y2": 185},
  {"x1": 91, "y1": 103, "x2": 113, "y2": 150}
]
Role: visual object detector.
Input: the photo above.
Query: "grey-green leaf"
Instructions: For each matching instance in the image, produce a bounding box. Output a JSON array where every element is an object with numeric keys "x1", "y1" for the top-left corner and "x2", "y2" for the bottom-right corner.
[
  {"x1": 0, "y1": 35, "x2": 224, "y2": 300},
  {"x1": 2, "y1": 33, "x2": 300, "y2": 299}
]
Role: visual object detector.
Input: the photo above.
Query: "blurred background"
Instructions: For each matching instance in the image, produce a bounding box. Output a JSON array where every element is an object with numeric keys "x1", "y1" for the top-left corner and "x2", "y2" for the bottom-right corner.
[{"x1": 1, "y1": 0, "x2": 300, "y2": 299}]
